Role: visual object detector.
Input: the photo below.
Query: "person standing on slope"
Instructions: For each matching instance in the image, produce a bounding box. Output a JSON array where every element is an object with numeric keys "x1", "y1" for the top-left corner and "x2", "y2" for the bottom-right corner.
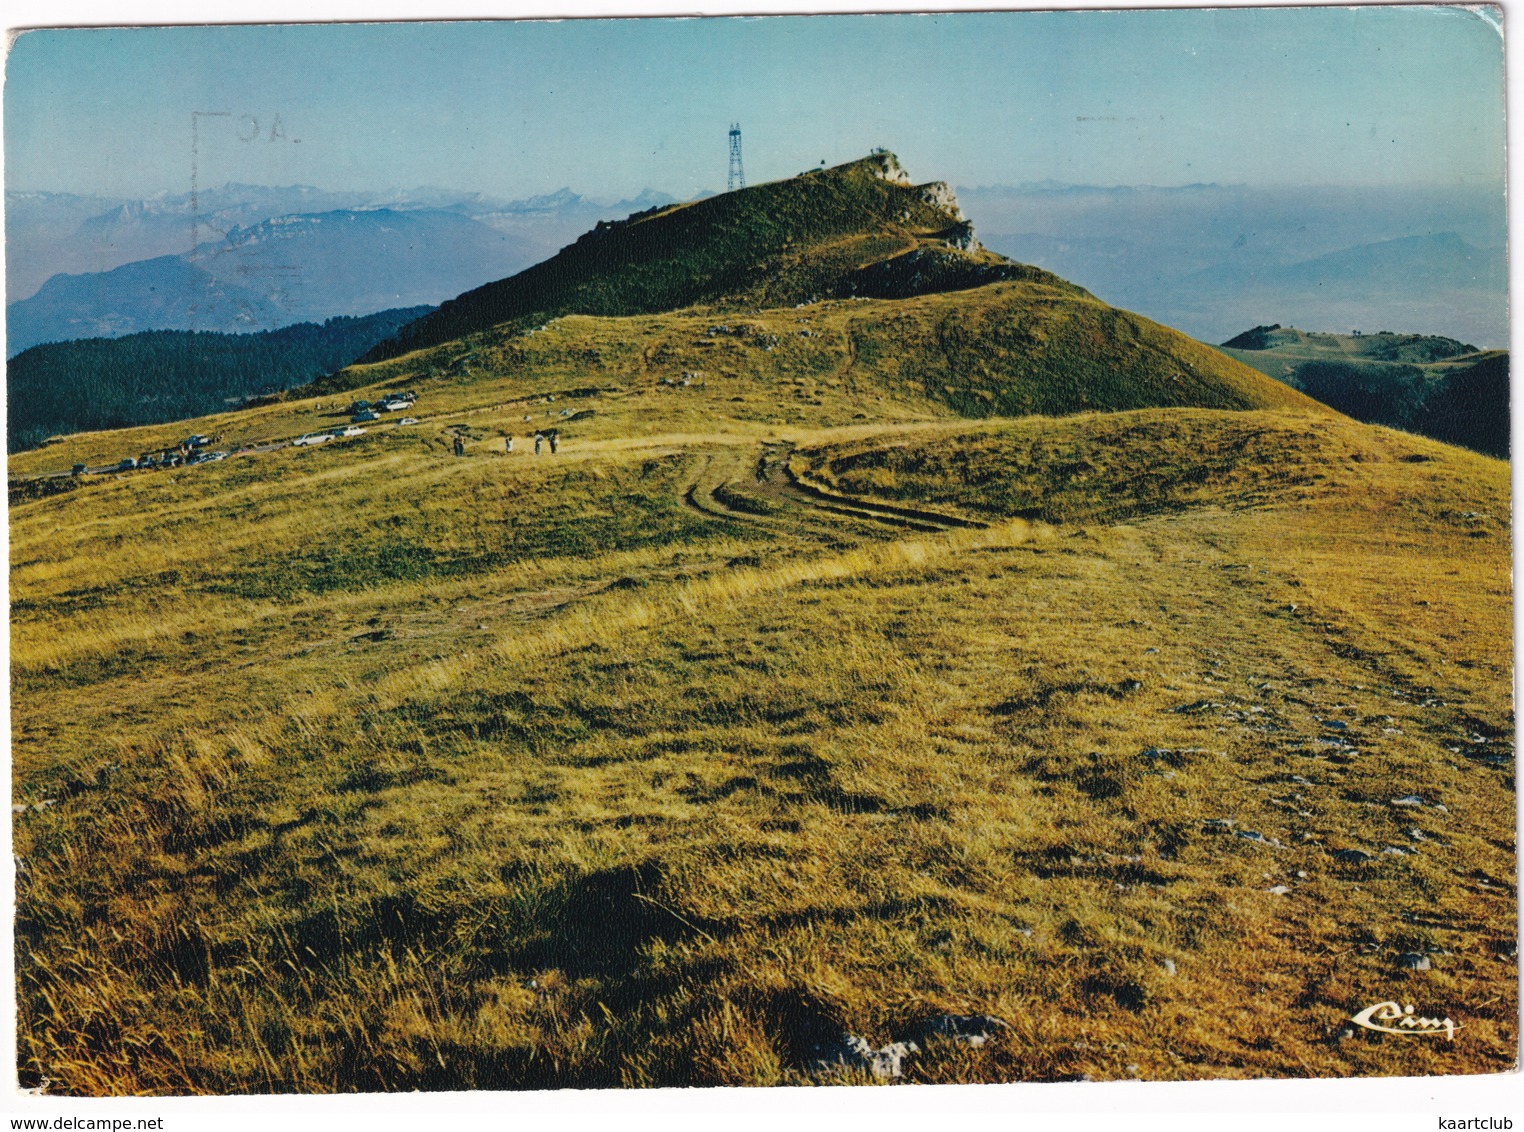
[
  {"x1": 453, "y1": 435, "x2": 465, "y2": 458},
  {"x1": 549, "y1": 431, "x2": 559, "y2": 455},
  {"x1": 534, "y1": 432, "x2": 543, "y2": 455}
]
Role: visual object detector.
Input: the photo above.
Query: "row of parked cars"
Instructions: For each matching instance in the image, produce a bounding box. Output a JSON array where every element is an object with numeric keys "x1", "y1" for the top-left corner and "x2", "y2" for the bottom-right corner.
[
  {"x1": 75, "y1": 433, "x2": 229, "y2": 475},
  {"x1": 71, "y1": 391, "x2": 424, "y2": 476},
  {"x1": 349, "y1": 390, "x2": 418, "y2": 422},
  {"x1": 294, "y1": 424, "x2": 369, "y2": 446},
  {"x1": 293, "y1": 391, "x2": 423, "y2": 446}
]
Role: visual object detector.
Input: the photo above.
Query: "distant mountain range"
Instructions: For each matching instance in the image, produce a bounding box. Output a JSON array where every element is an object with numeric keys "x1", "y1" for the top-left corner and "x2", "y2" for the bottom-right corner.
[
  {"x1": 8, "y1": 177, "x2": 1506, "y2": 359},
  {"x1": 963, "y1": 181, "x2": 1507, "y2": 349},
  {"x1": 7, "y1": 209, "x2": 530, "y2": 355},
  {"x1": 6, "y1": 183, "x2": 679, "y2": 301},
  {"x1": 13, "y1": 156, "x2": 1324, "y2": 453},
  {"x1": 1181, "y1": 231, "x2": 1504, "y2": 295}
]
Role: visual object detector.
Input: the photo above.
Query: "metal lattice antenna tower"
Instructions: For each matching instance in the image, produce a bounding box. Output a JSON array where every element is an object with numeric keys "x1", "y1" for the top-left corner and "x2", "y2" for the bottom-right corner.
[{"x1": 727, "y1": 123, "x2": 745, "y2": 192}]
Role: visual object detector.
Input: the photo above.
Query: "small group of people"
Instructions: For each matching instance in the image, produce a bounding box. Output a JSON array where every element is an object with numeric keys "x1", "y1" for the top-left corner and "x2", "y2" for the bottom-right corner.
[
  {"x1": 509, "y1": 431, "x2": 558, "y2": 455},
  {"x1": 452, "y1": 429, "x2": 559, "y2": 456}
]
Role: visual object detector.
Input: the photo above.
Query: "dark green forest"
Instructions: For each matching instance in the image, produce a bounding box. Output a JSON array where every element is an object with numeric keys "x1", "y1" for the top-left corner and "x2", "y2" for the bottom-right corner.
[
  {"x1": 7, "y1": 307, "x2": 431, "y2": 451},
  {"x1": 1289, "y1": 355, "x2": 1509, "y2": 459}
]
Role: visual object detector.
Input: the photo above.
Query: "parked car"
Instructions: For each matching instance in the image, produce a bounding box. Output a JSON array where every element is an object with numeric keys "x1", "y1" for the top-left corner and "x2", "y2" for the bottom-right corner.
[
  {"x1": 397, "y1": 417, "x2": 420, "y2": 426},
  {"x1": 71, "y1": 463, "x2": 87, "y2": 476},
  {"x1": 199, "y1": 451, "x2": 230, "y2": 462},
  {"x1": 292, "y1": 432, "x2": 331, "y2": 446},
  {"x1": 116, "y1": 457, "x2": 137, "y2": 471},
  {"x1": 184, "y1": 434, "x2": 215, "y2": 448},
  {"x1": 352, "y1": 410, "x2": 380, "y2": 422},
  {"x1": 332, "y1": 425, "x2": 366, "y2": 438}
]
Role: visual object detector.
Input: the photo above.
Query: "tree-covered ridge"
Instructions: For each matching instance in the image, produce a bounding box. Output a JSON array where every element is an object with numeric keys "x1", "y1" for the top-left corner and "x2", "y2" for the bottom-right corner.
[
  {"x1": 7, "y1": 306, "x2": 431, "y2": 451},
  {"x1": 1219, "y1": 326, "x2": 1509, "y2": 459}
]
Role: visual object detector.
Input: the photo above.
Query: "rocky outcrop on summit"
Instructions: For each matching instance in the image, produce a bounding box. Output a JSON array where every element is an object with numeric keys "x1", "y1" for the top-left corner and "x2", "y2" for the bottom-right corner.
[
  {"x1": 863, "y1": 149, "x2": 913, "y2": 184},
  {"x1": 917, "y1": 181, "x2": 962, "y2": 217}
]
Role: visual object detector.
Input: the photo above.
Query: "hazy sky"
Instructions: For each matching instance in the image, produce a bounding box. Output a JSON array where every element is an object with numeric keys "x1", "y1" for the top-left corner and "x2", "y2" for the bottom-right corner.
[{"x1": 4, "y1": 6, "x2": 1506, "y2": 200}]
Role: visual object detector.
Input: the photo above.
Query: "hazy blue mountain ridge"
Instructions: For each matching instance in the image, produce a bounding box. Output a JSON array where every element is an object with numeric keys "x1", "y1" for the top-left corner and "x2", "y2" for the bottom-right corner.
[
  {"x1": 8, "y1": 208, "x2": 538, "y2": 355},
  {"x1": 7, "y1": 178, "x2": 1505, "y2": 355},
  {"x1": 7, "y1": 184, "x2": 681, "y2": 301},
  {"x1": 964, "y1": 181, "x2": 1507, "y2": 348}
]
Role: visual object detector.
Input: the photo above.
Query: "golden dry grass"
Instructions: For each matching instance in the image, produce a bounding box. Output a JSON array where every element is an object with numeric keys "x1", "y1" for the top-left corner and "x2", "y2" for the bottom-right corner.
[{"x1": 8, "y1": 313, "x2": 1514, "y2": 1095}]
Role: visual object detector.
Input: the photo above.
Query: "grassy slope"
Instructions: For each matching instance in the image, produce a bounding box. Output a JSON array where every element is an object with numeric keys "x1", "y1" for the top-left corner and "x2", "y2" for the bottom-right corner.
[
  {"x1": 10, "y1": 316, "x2": 1514, "y2": 1092},
  {"x1": 7, "y1": 286, "x2": 1322, "y2": 484}
]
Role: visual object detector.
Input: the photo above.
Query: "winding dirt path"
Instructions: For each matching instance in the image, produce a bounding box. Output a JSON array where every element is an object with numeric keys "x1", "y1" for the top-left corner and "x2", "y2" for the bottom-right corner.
[{"x1": 679, "y1": 439, "x2": 986, "y2": 537}]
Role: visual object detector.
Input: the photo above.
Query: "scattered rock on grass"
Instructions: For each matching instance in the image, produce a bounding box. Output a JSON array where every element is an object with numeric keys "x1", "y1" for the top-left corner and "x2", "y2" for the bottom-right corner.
[
  {"x1": 1173, "y1": 699, "x2": 1225, "y2": 714},
  {"x1": 1397, "y1": 952, "x2": 1432, "y2": 971},
  {"x1": 1333, "y1": 848, "x2": 1373, "y2": 864},
  {"x1": 806, "y1": 1012, "x2": 1012, "y2": 1078},
  {"x1": 903, "y1": 1013, "x2": 1010, "y2": 1048},
  {"x1": 1317, "y1": 737, "x2": 1357, "y2": 751},
  {"x1": 808, "y1": 1033, "x2": 918, "y2": 1079}
]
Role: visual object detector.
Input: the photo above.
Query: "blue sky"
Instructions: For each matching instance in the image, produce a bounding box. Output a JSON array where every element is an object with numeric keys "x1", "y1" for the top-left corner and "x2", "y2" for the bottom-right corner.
[{"x1": 4, "y1": 7, "x2": 1506, "y2": 200}]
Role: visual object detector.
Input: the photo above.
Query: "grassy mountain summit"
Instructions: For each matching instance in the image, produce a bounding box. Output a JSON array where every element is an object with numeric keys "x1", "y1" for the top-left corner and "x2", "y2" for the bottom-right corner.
[
  {"x1": 335, "y1": 154, "x2": 1322, "y2": 424},
  {"x1": 364, "y1": 152, "x2": 1079, "y2": 361}
]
